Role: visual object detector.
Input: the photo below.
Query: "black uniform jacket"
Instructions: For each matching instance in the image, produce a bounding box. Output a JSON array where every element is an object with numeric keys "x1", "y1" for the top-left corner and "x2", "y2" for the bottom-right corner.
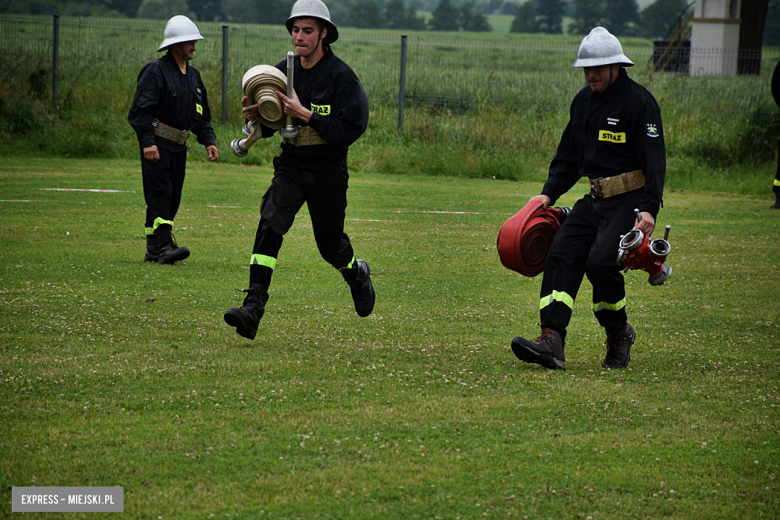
[
  {"x1": 260, "y1": 47, "x2": 369, "y2": 169},
  {"x1": 128, "y1": 51, "x2": 217, "y2": 153},
  {"x1": 541, "y1": 68, "x2": 666, "y2": 218}
]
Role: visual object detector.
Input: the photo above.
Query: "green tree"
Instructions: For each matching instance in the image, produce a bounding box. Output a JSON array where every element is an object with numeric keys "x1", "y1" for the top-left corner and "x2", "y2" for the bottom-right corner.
[
  {"x1": 535, "y1": 0, "x2": 563, "y2": 33},
  {"x1": 638, "y1": 0, "x2": 688, "y2": 39},
  {"x1": 384, "y1": 0, "x2": 427, "y2": 30},
  {"x1": 222, "y1": 0, "x2": 289, "y2": 25},
  {"x1": 404, "y1": 5, "x2": 427, "y2": 29},
  {"x1": 346, "y1": 0, "x2": 384, "y2": 27},
  {"x1": 510, "y1": 0, "x2": 537, "y2": 33},
  {"x1": 429, "y1": 0, "x2": 459, "y2": 30},
  {"x1": 102, "y1": 0, "x2": 142, "y2": 17},
  {"x1": 0, "y1": 0, "x2": 130, "y2": 16},
  {"x1": 601, "y1": 0, "x2": 638, "y2": 36},
  {"x1": 568, "y1": 0, "x2": 602, "y2": 35},
  {"x1": 384, "y1": 0, "x2": 406, "y2": 28},
  {"x1": 189, "y1": 0, "x2": 223, "y2": 21},
  {"x1": 458, "y1": 2, "x2": 491, "y2": 31},
  {"x1": 137, "y1": 0, "x2": 190, "y2": 20}
]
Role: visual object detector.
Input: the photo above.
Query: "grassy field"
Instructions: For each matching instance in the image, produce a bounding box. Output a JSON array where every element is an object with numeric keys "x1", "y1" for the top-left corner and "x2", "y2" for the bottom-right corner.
[
  {"x1": 1, "y1": 14, "x2": 778, "y2": 187},
  {"x1": 1, "y1": 157, "x2": 779, "y2": 518}
]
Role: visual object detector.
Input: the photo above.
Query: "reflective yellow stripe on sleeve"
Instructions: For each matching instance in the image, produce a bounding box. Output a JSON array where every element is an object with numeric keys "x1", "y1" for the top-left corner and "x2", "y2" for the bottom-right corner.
[
  {"x1": 593, "y1": 298, "x2": 626, "y2": 312},
  {"x1": 250, "y1": 254, "x2": 277, "y2": 270},
  {"x1": 774, "y1": 179, "x2": 780, "y2": 187},
  {"x1": 540, "y1": 291, "x2": 574, "y2": 310}
]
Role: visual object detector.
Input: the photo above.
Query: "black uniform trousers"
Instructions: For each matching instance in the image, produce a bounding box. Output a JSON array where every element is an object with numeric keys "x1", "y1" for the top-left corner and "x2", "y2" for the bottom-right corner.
[
  {"x1": 252, "y1": 156, "x2": 355, "y2": 282},
  {"x1": 141, "y1": 141, "x2": 187, "y2": 231},
  {"x1": 775, "y1": 141, "x2": 780, "y2": 193},
  {"x1": 540, "y1": 189, "x2": 643, "y2": 340}
]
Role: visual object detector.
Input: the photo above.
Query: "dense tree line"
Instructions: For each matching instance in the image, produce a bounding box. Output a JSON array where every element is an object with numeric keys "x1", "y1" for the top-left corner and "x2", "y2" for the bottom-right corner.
[
  {"x1": 511, "y1": 0, "x2": 683, "y2": 38},
  {"x1": 0, "y1": 0, "x2": 487, "y2": 31},
  {"x1": 2, "y1": 0, "x2": 778, "y2": 42}
]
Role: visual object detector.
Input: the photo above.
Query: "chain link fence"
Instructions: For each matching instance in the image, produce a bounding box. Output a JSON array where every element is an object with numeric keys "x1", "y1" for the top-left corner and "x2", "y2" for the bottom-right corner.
[{"x1": 1, "y1": 14, "x2": 777, "y2": 126}]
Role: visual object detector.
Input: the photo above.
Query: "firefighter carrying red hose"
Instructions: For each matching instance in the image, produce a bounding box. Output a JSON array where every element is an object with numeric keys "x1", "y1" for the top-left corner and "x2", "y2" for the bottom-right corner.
[{"x1": 509, "y1": 27, "x2": 667, "y2": 371}]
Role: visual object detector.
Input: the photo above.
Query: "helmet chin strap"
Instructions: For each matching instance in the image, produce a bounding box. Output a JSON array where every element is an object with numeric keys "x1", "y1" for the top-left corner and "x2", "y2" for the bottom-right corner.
[{"x1": 299, "y1": 27, "x2": 326, "y2": 65}]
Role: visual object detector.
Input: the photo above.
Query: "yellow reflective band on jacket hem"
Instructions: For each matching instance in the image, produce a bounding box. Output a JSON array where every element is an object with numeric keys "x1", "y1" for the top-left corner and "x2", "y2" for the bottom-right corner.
[
  {"x1": 153, "y1": 217, "x2": 174, "y2": 231},
  {"x1": 338, "y1": 256, "x2": 356, "y2": 271},
  {"x1": 774, "y1": 179, "x2": 780, "y2": 187},
  {"x1": 145, "y1": 227, "x2": 154, "y2": 236},
  {"x1": 593, "y1": 298, "x2": 626, "y2": 312},
  {"x1": 250, "y1": 254, "x2": 277, "y2": 270},
  {"x1": 540, "y1": 291, "x2": 574, "y2": 310}
]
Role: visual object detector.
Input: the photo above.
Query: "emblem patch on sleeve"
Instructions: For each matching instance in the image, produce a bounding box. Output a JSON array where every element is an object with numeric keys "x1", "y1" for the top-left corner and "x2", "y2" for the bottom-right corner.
[{"x1": 646, "y1": 123, "x2": 659, "y2": 138}]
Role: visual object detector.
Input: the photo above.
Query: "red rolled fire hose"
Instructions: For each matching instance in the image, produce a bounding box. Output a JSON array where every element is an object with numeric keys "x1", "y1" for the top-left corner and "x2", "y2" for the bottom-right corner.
[{"x1": 497, "y1": 199, "x2": 568, "y2": 277}]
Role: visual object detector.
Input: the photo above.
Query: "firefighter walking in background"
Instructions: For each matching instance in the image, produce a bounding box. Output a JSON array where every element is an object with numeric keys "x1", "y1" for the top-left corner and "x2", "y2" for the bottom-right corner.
[
  {"x1": 510, "y1": 27, "x2": 666, "y2": 370},
  {"x1": 128, "y1": 15, "x2": 219, "y2": 264},
  {"x1": 223, "y1": 0, "x2": 374, "y2": 340},
  {"x1": 771, "y1": 59, "x2": 780, "y2": 209}
]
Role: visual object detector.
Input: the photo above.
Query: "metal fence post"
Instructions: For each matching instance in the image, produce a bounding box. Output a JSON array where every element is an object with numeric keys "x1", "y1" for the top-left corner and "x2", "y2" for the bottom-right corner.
[
  {"x1": 52, "y1": 14, "x2": 60, "y2": 104},
  {"x1": 222, "y1": 25, "x2": 229, "y2": 125},
  {"x1": 398, "y1": 34, "x2": 407, "y2": 132}
]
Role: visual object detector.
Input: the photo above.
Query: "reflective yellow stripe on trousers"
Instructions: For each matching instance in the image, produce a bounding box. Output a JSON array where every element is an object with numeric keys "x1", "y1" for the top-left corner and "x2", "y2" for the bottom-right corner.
[
  {"x1": 153, "y1": 217, "x2": 174, "y2": 230},
  {"x1": 540, "y1": 291, "x2": 574, "y2": 310},
  {"x1": 250, "y1": 254, "x2": 277, "y2": 270},
  {"x1": 593, "y1": 298, "x2": 626, "y2": 312}
]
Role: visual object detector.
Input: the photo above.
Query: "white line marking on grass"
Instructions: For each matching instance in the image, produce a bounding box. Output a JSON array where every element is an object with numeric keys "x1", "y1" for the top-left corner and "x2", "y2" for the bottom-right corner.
[
  {"x1": 40, "y1": 188, "x2": 135, "y2": 193},
  {"x1": 346, "y1": 218, "x2": 404, "y2": 222},
  {"x1": 393, "y1": 210, "x2": 512, "y2": 215}
]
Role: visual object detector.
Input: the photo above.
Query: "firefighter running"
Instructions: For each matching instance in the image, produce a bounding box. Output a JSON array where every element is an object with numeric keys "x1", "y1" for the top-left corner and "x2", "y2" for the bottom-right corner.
[
  {"x1": 224, "y1": 0, "x2": 374, "y2": 340},
  {"x1": 128, "y1": 15, "x2": 219, "y2": 264},
  {"x1": 510, "y1": 27, "x2": 666, "y2": 370}
]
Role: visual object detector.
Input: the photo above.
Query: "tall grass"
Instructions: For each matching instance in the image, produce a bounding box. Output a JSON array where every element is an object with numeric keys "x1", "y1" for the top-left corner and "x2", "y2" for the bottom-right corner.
[{"x1": 0, "y1": 14, "x2": 778, "y2": 194}]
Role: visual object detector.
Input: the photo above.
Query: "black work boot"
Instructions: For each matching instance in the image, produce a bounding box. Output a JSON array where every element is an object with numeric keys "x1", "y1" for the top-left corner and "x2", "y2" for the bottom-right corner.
[
  {"x1": 602, "y1": 323, "x2": 636, "y2": 369},
  {"x1": 511, "y1": 327, "x2": 566, "y2": 370},
  {"x1": 224, "y1": 285, "x2": 268, "y2": 340},
  {"x1": 771, "y1": 192, "x2": 780, "y2": 209},
  {"x1": 154, "y1": 227, "x2": 190, "y2": 264},
  {"x1": 144, "y1": 234, "x2": 159, "y2": 262},
  {"x1": 342, "y1": 259, "x2": 375, "y2": 317}
]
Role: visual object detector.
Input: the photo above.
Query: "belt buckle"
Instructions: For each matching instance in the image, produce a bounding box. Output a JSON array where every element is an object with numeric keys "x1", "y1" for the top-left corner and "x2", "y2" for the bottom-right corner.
[
  {"x1": 178, "y1": 130, "x2": 190, "y2": 145},
  {"x1": 590, "y1": 178, "x2": 604, "y2": 198}
]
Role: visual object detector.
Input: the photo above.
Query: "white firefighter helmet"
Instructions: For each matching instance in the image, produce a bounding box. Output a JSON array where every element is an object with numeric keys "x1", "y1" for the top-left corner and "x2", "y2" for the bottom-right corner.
[
  {"x1": 573, "y1": 27, "x2": 634, "y2": 68},
  {"x1": 286, "y1": 0, "x2": 339, "y2": 45},
  {"x1": 157, "y1": 15, "x2": 204, "y2": 52}
]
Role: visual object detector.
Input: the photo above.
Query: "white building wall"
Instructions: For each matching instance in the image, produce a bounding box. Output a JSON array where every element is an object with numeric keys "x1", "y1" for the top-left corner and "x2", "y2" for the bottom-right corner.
[{"x1": 688, "y1": 0, "x2": 741, "y2": 76}]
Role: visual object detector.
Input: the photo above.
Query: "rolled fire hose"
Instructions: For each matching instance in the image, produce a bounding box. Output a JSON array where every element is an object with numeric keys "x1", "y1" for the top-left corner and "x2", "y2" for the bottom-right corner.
[
  {"x1": 497, "y1": 199, "x2": 570, "y2": 277},
  {"x1": 231, "y1": 65, "x2": 287, "y2": 156}
]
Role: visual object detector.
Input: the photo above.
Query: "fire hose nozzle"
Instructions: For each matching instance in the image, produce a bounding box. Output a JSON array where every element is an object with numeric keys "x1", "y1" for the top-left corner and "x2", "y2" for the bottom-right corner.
[
  {"x1": 616, "y1": 222, "x2": 673, "y2": 285},
  {"x1": 230, "y1": 121, "x2": 262, "y2": 157}
]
